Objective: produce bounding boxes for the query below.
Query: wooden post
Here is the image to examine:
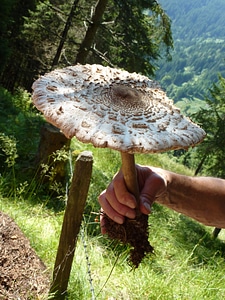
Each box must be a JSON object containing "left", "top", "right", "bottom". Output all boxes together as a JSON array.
[
  {"left": 49, "top": 151, "right": 93, "bottom": 299},
  {"left": 35, "top": 123, "right": 71, "bottom": 183}
]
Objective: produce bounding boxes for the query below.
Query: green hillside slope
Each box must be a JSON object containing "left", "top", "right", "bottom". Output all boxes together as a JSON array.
[{"left": 156, "top": 0, "right": 225, "bottom": 106}]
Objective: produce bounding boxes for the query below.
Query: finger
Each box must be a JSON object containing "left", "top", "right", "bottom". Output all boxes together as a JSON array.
[
  {"left": 99, "top": 184, "right": 136, "bottom": 220},
  {"left": 139, "top": 172, "right": 166, "bottom": 215},
  {"left": 98, "top": 189, "right": 125, "bottom": 224},
  {"left": 113, "top": 172, "right": 137, "bottom": 209}
]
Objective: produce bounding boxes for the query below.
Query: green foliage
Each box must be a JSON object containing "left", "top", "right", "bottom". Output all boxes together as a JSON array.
[
  {"left": 0, "top": 87, "right": 44, "bottom": 159},
  {"left": 0, "top": 133, "right": 18, "bottom": 168},
  {"left": 156, "top": 0, "right": 225, "bottom": 103},
  {"left": 0, "top": 0, "right": 173, "bottom": 91},
  {"left": 22, "top": 0, "right": 77, "bottom": 73},
  {"left": 94, "top": 0, "right": 173, "bottom": 76},
  {"left": 159, "top": 0, "right": 225, "bottom": 40},
  {"left": 0, "top": 87, "right": 45, "bottom": 195},
  {"left": 0, "top": 0, "right": 37, "bottom": 90},
  {"left": 0, "top": 0, "right": 16, "bottom": 72},
  {"left": 189, "top": 75, "right": 225, "bottom": 177}
]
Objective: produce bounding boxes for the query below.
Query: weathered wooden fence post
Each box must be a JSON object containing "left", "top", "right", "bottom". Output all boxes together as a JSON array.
[{"left": 49, "top": 151, "right": 93, "bottom": 299}]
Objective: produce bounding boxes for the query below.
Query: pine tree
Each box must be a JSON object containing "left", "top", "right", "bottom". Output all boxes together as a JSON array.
[
  {"left": 92, "top": 0, "right": 173, "bottom": 75},
  {"left": 0, "top": 0, "right": 36, "bottom": 90},
  {"left": 0, "top": 0, "right": 173, "bottom": 90},
  {"left": 192, "top": 75, "right": 225, "bottom": 177}
]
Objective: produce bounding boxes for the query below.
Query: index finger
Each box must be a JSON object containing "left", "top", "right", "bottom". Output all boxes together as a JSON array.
[{"left": 113, "top": 171, "right": 137, "bottom": 209}]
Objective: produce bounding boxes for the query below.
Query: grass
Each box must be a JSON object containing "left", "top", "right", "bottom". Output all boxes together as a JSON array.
[
  {"left": 1, "top": 200, "right": 225, "bottom": 300},
  {"left": 1, "top": 87, "right": 225, "bottom": 299},
  {"left": 1, "top": 144, "right": 225, "bottom": 299}
]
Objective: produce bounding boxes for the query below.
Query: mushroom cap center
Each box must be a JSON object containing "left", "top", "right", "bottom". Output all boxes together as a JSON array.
[{"left": 104, "top": 84, "right": 147, "bottom": 112}]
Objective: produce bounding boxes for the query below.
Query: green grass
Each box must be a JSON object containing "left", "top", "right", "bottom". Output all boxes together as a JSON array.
[
  {"left": 1, "top": 87, "right": 225, "bottom": 299},
  {"left": 1, "top": 144, "right": 225, "bottom": 299}
]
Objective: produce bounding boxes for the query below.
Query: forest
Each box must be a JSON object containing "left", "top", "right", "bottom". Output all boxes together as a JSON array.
[
  {"left": 0, "top": 0, "right": 172, "bottom": 91},
  {"left": 157, "top": 0, "right": 225, "bottom": 104},
  {"left": 1, "top": 0, "right": 225, "bottom": 299}
]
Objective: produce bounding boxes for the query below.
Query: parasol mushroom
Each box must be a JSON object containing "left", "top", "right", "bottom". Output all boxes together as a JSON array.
[{"left": 32, "top": 63, "right": 206, "bottom": 267}]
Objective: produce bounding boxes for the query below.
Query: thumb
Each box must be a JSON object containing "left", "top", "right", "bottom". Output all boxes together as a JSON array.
[
  {"left": 139, "top": 171, "right": 166, "bottom": 215},
  {"left": 139, "top": 193, "right": 154, "bottom": 215}
]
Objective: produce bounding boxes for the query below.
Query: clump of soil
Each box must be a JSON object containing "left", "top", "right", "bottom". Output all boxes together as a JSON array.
[
  {"left": 103, "top": 212, "right": 153, "bottom": 268},
  {"left": 0, "top": 211, "right": 50, "bottom": 299}
]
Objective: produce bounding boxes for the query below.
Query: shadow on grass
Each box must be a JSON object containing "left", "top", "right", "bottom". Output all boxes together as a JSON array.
[{"left": 170, "top": 214, "right": 225, "bottom": 265}]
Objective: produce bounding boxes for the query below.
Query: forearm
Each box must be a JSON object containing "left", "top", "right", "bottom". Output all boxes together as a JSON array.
[{"left": 156, "top": 170, "right": 225, "bottom": 228}]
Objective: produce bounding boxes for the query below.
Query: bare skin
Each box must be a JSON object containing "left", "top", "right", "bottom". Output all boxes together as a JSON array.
[{"left": 98, "top": 165, "right": 225, "bottom": 233}]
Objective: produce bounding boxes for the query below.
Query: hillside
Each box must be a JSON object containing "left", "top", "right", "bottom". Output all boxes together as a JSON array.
[{"left": 156, "top": 0, "right": 225, "bottom": 108}]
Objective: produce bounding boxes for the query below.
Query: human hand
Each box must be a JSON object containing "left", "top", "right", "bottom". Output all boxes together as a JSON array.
[{"left": 98, "top": 165, "right": 167, "bottom": 233}]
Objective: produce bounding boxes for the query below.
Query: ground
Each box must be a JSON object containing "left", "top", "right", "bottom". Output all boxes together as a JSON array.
[{"left": 0, "top": 211, "right": 50, "bottom": 300}]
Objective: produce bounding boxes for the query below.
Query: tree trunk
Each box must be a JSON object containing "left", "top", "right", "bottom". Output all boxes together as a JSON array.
[
  {"left": 75, "top": 0, "right": 109, "bottom": 64},
  {"left": 52, "top": 0, "right": 80, "bottom": 68},
  {"left": 194, "top": 154, "right": 207, "bottom": 176},
  {"left": 35, "top": 123, "right": 70, "bottom": 183}
]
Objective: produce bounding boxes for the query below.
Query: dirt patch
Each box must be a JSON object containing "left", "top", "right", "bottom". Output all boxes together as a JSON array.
[
  {"left": 103, "top": 212, "right": 153, "bottom": 268},
  {"left": 0, "top": 211, "right": 50, "bottom": 299}
]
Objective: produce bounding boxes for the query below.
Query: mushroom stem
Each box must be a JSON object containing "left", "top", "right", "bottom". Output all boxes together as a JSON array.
[{"left": 120, "top": 152, "right": 140, "bottom": 209}]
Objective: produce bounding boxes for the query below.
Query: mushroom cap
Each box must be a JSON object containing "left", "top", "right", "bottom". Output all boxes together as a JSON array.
[{"left": 32, "top": 64, "right": 205, "bottom": 153}]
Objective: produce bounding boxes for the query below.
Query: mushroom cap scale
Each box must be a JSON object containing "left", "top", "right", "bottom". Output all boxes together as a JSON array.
[{"left": 32, "top": 64, "right": 206, "bottom": 153}]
